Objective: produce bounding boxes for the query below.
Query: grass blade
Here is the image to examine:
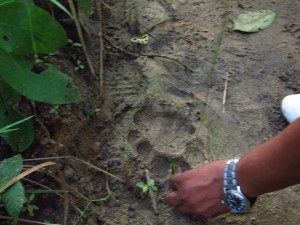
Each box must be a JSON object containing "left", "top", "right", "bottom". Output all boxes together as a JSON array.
[
  {"left": 49, "top": 0, "right": 73, "bottom": 18},
  {"left": 0, "top": 116, "right": 34, "bottom": 134}
]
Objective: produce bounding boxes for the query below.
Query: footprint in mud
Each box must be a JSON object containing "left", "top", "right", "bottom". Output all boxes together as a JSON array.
[
  {"left": 133, "top": 104, "right": 196, "bottom": 155},
  {"left": 128, "top": 104, "right": 209, "bottom": 182}
]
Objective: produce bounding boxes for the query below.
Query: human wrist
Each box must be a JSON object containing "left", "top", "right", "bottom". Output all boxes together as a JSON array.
[{"left": 236, "top": 156, "right": 260, "bottom": 198}]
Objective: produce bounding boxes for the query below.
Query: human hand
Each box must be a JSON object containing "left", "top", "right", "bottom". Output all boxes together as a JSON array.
[{"left": 166, "top": 160, "right": 229, "bottom": 219}]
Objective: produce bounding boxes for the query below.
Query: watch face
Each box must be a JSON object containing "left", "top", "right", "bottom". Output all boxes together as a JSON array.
[{"left": 224, "top": 190, "right": 250, "bottom": 213}]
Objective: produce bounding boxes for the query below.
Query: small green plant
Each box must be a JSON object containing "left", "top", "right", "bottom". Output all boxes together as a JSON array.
[
  {"left": 136, "top": 179, "right": 158, "bottom": 193},
  {"left": 171, "top": 158, "right": 177, "bottom": 174},
  {"left": 22, "top": 193, "right": 39, "bottom": 216},
  {"left": 89, "top": 107, "right": 101, "bottom": 116},
  {"left": 67, "top": 39, "right": 82, "bottom": 48},
  {"left": 49, "top": 105, "right": 60, "bottom": 114},
  {"left": 33, "top": 54, "right": 46, "bottom": 64},
  {"left": 74, "top": 59, "right": 85, "bottom": 71}
]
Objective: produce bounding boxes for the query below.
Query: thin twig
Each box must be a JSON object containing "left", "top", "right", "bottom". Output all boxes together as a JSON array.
[
  {"left": 24, "top": 156, "right": 126, "bottom": 183},
  {"left": 44, "top": 171, "right": 89, "bottom": 201},
  {"left": 0, "top": 216, "right": 60, "bottom": 225},
  {"left": 68, "top": 0, "right": 95, "bottom": 77},
  {"left": 57, "top": 170, "right": 69, "bottom": 225},
  {"left": 23, "top": 178, "right": 65, "bottom": 199},
  {"left": 22, "top": 177, "right": 83, "bottom": 216},
  {"left": 105, "top": 166, "right": 112, "bottom": 195},
  {"left": 222, "top": 72, "right": 229, "bottom": 113},
  {"left": 96, "top": 1, "right": 104, "bottom": 95}
]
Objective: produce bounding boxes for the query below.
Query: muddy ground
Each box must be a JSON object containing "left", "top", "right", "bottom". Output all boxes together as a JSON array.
[{"left": 8, "top": 0, "right": 300, "bottom": 224}]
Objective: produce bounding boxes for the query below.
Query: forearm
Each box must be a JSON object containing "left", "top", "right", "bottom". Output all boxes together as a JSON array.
[{"left": 237, "top": 118, "right": 300, "bottom": 198}]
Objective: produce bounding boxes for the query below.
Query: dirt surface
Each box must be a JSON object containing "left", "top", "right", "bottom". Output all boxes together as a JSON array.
[{"left": 13, "top": 0, "right": 300, "bottom": 224}]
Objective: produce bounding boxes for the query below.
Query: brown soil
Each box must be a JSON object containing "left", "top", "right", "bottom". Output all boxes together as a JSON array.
[{"left": 8, "top": 0, "right": 300, "bottom": 224}]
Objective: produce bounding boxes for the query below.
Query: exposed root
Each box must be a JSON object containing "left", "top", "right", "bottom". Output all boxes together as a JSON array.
[{"left": 103, "top": 36, "right": 193, "bottom": 72}]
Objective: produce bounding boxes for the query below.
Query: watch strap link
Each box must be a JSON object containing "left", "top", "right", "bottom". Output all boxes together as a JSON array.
[{"left": 224, "top": 158, "right": 240, "bottom": 192}]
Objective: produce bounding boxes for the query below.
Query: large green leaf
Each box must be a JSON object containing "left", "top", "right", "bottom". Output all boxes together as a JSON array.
[
  {"left": 0, "top": 155, "right": 23, "bottom": 179},
  {"left": 0, "top": 78, "right": 21, "bottom": 104},
  {"left": 0, "top": 49, "right": 81, "bottom": 104},
  {"left": 2, "top": 181, "right": 25, "bottom": 220},
  {"left": 232, "top": 10, "right": 276, "bottom": 32},
  {"left": 0, "top": 156, "right": 24, "bottom": 220},
  {"left": 0, "top": 0, "right": 67, "bottom": 54},
  {"left": 0, "top": 82, "right": 34, "bottom": 152}
]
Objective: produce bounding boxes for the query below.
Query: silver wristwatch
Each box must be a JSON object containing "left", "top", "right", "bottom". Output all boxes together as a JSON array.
[{"left": 223, "top": 158, "right": 252, "bottom": 213}]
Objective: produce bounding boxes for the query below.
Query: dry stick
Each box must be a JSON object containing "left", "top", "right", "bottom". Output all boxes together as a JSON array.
[
  {"left": 0, "top": 162, "right": 55, "bottom": 194},
  {"left": 145, "top": 169, "right": 158, "bottom": 214},
  {"left": 69, "top": 157, "right": 126, "bottom": 183},
  {"left": 222, "top": 72, "right": 229, "bottom": 113},
  {"left": 96, "top": 1, "right": 104, "bottom": 95},
  {"left": 24, "top": 156, "right": 126, "bottom": 183},
  {"left": 23, "top": 177, "right": 83, "bottom": 215},
  {"left": 58, "top": 170, "right": 69, "bottom": 225},
  {"left": 67, "top": 0, "right": 95, "bottom": 77},
  {"left": 37, "top": 172, "right": 85, "bottom": 215},
  {"left": 105, "top": 166, "right": 114, "bottom": 200},
  {"left": 24, "top": 165, "right": 90, "bottom": 202},
  {"left": 73, "top": 167, "right": 114, "bottom": 225},
  {"left": 45, "top": 171, "right": 89, "bottom": 201},
  {"left": 0, "top": 216, "right": 60, "bottom": 225},
  {"left": 22, "top": 178, "right": 66, "bottom": 199}
]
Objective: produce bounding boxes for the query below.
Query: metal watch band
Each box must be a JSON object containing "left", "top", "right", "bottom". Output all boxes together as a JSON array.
[{"left": 224, "top": 158, "right": 240, "bottom": 192}]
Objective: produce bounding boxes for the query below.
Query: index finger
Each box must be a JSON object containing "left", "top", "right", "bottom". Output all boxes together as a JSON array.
[{"left": 169, "top": 173, "right": 183, "bottom": 190}]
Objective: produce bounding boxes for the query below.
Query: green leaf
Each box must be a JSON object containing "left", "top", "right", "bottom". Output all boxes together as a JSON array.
[
  {"left": 142, "top": 185, "right": 148, "bottom": 193},
  {"left": 0, "top": 1, "right": 16, "bottom": 9},
  {"left": 28, "top": 193, "right": 35, "bottom": 201},
  {"left": 0, "top": 0, "right": 67, "bottom": 54},
  {"left": 0, "top": 79, "right": 21, "bottom": 105},
  {"left": 151, "top": 186, "right": 158, "bottom": 192},
  {"left": 232, "top": 10, "right": 276, "bottom": 32},
  {"left": 136, "top": 182, "right": 145, "bottom": 189},
  {"left": 2, "top": 181, "right": 25, "bottom": 220},
  {"left": 0, "top": 49, "right": 81, "bottom": 104},
  {"left": 0, "top": 95, "right": 34, "bottom": 151},
  {"left": 0, "top": 177, "right": 11, "bottom": 190},
  {"left": 147, "top": 179, "right": 155, "bottom": 187},
  {"left": 0, "top": 155, "right": 23, "bottom": 179},
  {"left": 27, "top": 204, "right": 39, "bottom": 215}
]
